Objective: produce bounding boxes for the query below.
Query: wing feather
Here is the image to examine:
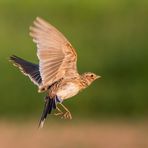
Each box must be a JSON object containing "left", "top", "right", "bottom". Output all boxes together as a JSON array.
[
  {"left": 30, "top": 17, "right": 78, "bottom": 90},
  {"left": 10, "top": 55, "right": 42, "bottom": 86}
]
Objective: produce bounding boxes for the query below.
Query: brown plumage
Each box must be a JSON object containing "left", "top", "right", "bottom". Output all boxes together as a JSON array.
[{"left": 10, "top": 17, "right": 101, "bottom": 128}]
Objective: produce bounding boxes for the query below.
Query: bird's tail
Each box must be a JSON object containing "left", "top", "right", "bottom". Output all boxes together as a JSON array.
[{"left": 38, "top": 96, "right": 56, "bottom": 128}]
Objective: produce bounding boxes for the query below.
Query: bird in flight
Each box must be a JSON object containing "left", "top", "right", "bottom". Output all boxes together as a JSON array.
[{"left": 10, "top": 17, "right": 101, "bottom": 128}]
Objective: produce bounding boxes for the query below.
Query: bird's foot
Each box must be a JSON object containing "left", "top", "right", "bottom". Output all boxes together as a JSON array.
[
  {"left": 54, "top": 112, "right": 63, "bottom": 116},
  {"left": 61, "top": 111, "right": 72, "bottom": 119},
  {"left": 54, "top": 105, "right": 72, "bottom": 119},
  {"left": 54, "top": 111, "right": 72, "bottom": 119}
]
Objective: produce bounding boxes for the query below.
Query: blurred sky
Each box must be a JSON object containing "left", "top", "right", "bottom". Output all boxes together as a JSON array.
[{"left": 0, "top": 0, "right": 148, "bottom": 120}]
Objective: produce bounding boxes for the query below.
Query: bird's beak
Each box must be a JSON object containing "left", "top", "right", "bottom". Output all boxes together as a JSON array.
[{"left": 96, "top": 75, "right": 101, "bottom": 79}]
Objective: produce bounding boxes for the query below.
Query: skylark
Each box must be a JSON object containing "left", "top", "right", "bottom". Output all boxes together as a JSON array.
[{"left": 10, "top": 17, "right": 101, "bottom": 128}]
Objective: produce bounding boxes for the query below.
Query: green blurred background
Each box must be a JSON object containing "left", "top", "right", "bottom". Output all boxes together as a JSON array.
[{"left": 0, "top": 0, "right": 148, "bottom": 120}]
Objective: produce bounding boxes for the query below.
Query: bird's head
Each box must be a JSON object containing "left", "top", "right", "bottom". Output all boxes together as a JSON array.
[{"left": 81, "top": 72, "right": 101, "bottom": 86}]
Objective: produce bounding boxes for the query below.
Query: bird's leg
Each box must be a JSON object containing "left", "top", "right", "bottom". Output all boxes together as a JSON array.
[
  {"left": 54, "top": 103, "right": 72, "bottom": 119},
  {"left": 59, "top": 103, "right": 72, "bottom": 120},
  {"left": 54, "top": 106, "right": 63, "bottom": 116},
  {"left": 53, "top": 96, "right": 72, "bottom": 119}
]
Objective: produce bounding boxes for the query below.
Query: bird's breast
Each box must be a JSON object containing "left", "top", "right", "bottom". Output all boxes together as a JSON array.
[{"left": 56, "top": 82, "right": 80, "bottom": 100}]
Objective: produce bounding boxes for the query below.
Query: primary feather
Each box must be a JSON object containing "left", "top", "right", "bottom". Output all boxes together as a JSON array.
[
  {"left": 10, "top": 55, "right": 42, "bottom": 85},
  {"left": 30, "top": 17, "right": 78, "bottom": 91}
]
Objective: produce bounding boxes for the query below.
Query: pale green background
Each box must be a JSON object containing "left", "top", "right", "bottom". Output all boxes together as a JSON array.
[{"left": 0, "top": 0, "right": 148, "bottom": 119}]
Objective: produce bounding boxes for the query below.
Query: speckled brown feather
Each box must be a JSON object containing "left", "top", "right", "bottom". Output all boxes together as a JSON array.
[
  {"left": 10, "top": 17, "right": 100, "bottom": 128},
  {"left": 30, "top": 17, "right": 78, "bottom": 92}
]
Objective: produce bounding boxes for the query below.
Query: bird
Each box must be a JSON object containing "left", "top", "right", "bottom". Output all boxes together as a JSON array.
[{"left": 9, "top": 17, "right": 101, "bottom": 128}]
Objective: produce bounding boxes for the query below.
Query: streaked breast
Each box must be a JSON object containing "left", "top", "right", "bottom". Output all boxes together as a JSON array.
[{"left": 56, "top": 82, "right": 80, "bottom": 100}]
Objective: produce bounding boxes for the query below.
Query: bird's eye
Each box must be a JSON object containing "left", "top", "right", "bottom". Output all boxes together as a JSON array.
[{"left": 90, "top": 74, "right": 94, "bottom": 77}]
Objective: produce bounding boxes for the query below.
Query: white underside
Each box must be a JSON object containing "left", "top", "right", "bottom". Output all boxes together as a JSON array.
[{"left": 56, "top": 82, "right": 80, "bottom": 100}]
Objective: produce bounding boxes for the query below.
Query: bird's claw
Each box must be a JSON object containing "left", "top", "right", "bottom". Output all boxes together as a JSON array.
[
  {"left": 62, "top": 111, "right": 72, "bottom": 120},
  {"left": 54, "top": 103, "right": 72, "bottom": 119},
  {"left": 54, "top": 111, "right": 72, "bottom": 120},
  {"left": 54, "top": 112, "right": 63, "bottom": 116}
]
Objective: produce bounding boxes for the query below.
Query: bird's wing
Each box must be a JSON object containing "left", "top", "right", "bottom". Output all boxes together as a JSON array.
[
  {"left": 10, "top": 55, "right": 42, "bottom": 86},
  {"left": 30, "top": 17, "right": 78, "bottom": 89}
]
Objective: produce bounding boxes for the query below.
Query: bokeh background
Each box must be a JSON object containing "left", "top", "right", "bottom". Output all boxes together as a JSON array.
[{"left": 0, "top": 0, "right": 148, "bottom": 148}]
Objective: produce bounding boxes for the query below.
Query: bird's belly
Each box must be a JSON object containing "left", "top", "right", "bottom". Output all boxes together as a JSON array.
[{"left": 57, "top": 82, "right": 80, "bottom": 100}]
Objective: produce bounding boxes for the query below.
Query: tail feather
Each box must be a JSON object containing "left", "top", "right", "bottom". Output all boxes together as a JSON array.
[{"left": 38, "top": 96, "right": 56, "bottom": 128}]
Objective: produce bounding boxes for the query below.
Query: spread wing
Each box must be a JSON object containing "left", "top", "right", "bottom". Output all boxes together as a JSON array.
[
  {"left": 30, "top": 17, "right": 78, "bottom": 89},
  {"left": 10, "top": 55, "right": 42, "bottom": 86}
]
